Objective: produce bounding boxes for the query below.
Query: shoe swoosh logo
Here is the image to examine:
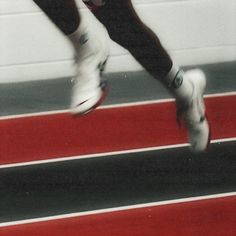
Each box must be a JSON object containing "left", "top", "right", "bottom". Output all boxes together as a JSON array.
[
  {"left": 77, "top": 99, "right": 90, "bottom": 106},
  {"left": 196, "top": 96, "right": 206, "bottom": 123}
]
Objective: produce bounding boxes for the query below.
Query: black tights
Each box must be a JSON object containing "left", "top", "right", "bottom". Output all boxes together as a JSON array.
[
  {"left": 33, "top": 0, "right": 80, "bottom": 34},
  {"left": 33, "top": 0, "right": 173, "bottom": 79},
  {"left": 94, "top": 0, "right": 173, "bottom": 79}
]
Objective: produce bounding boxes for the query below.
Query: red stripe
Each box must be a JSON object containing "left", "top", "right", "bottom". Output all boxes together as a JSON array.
[
  {"left": 1, "top": 95, "right": 236, "bottom": 165},
  {"left": 1, "top": 196, "right": 236, "bottom": 236}
]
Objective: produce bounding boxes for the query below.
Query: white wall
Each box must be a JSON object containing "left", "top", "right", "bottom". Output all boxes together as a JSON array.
[{"left": 0, "top": 0, "right": 236, "bottom": 83}]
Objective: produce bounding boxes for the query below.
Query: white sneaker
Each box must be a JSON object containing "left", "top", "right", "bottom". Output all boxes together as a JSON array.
[
  {"left": 176, "top": 69, "right": 211, "bottom": 152},
  {"left": 70, "top": 13, "right": 110, "bottom": 115}
]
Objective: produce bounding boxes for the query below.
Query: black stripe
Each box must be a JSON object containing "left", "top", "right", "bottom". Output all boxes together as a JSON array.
[{"left": 1, "top": 141, "right": 235, "bottom": 223}]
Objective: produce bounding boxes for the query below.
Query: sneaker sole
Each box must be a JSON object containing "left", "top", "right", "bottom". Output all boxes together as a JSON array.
[
  {"left": 179, "top": 70, "right": 211, "bottom": 152},
  {"left": 72, "top": 81, "right": 109, "bottom": 117},
  {"left": 192, "top": 71, "right": 211, "bottom": 152}
]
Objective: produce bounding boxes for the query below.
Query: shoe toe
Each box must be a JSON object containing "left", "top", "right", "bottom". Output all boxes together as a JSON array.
[
  {"left": 71, "top": 82, "right": 108, "bottom": 116},
  {"left": 189, "top": 118, "right": 210, "bottom": 152}
]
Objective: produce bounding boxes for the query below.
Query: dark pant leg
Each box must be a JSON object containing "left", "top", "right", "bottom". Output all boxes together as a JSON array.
[
  {"left": 93, "top": 0, "right": 173, "bottom": 80},
  {"left": 32, "top": 0, "right": 80, "bottom": 35}
]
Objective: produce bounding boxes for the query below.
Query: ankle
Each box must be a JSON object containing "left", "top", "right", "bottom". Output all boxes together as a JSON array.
[{"left": 163, "top": 65, "right": 194, "bottom": 102}]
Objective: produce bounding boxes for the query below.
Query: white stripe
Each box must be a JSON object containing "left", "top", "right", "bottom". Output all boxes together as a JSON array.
[
  {"left": 103, "top": 91, "right": 236, "bottom": 109},
  {"left": 0, "top": 191, "right": 235, "bottom": 228},
  {"left": 0, "top": 137, "right": 235, "bottom": 169},
  {"left": 0, "top": 109, "right": 69, "bottom": 121},
  {"left": 0, "top": 143, "right": 189, "bottom": 169},
  {"left": 0, "top": 91, "right": 235, "bottom": 121},
  {"left": 204, "top": 91, "right": 236, "bottom": 98}
]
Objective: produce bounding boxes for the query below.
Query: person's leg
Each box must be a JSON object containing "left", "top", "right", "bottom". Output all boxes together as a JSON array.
[
  {"left": 33, "top": 0, "right": 80, "bottom": 35},
  {"left": 92, "top": 0, "right": 172, "bottom": 80},
  {"left": 33, "top": 0, "right": 110, "bottom": 114},
  {"left": 92, "top": 1, "right": 192, "bottom": 101},
  {"left": 90, "top": 0, "right": 210, "bottom": 152}
]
